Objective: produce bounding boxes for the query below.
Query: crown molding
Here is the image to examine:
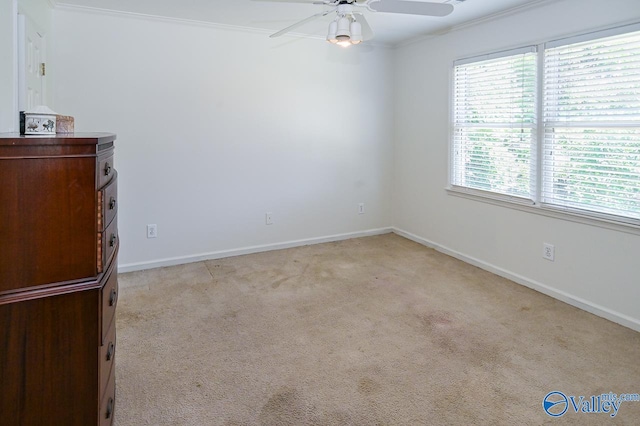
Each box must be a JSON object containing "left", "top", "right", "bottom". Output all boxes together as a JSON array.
[
  {"left": 396, "top": 0, "right": 557, "bottom": 48},
  {"left": 53, "top": 3, "right": 391, "bottom": 48},
  {"left": 54, "top": 3, "right": 281, "bottom": 37}
]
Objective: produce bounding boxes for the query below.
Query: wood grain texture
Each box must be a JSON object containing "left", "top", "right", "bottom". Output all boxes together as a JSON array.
[
  {"left": 0, "top": 290, "right": 99, "bottom": 425},
  {"left": 0, "top": 133, "right": 118, "bottom": 425},
  {"left": 0, "top": 156, "right": 97, "bottom": 292},
  {"left": 0, "top": 134, "right": 116, "bottom": 294}
]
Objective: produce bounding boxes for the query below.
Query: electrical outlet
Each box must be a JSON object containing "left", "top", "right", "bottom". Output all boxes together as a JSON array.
[
  {"left": 358, "top": 203, "right": 365, "bottom": 215},
  {"left": 147, "top": 224, "right": 158, "bottom": 239},
  {"left": 543, "top": 243, "right": 555, "bottom": 261},
  {"left": 265, "top": 212, "right": 273, "bottom": 225}
]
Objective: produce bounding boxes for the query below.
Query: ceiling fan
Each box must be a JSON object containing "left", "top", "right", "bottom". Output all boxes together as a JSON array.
[{"left": 255, "top": 0, "right": 455, "bottom": 47}]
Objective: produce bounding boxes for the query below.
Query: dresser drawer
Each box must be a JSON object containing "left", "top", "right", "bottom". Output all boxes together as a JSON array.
[
  {"left": 99, "top": 175, "right": 118, "bottom": 232},
  {"left": 100, "top": 319, "right": 116, "bottom": 397},
  {"left": 99, "top": 369, "right": 116, "bottom": 426},
  {"left": 98, "top": 218, "right": 118, "bottom": 274},
  {"left": 0, "top": 133, "right": 117, "bottom": 426},
  {"left": 101, "top": 270, "right": 118, "bottom": 345},
  {"left": 98, "top": 153, "right": 115, "bottom": 189}
]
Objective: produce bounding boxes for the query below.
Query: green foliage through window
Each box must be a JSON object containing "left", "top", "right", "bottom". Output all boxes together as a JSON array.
[{"left": 452, "top": 25, "right": 640, "bottom": 224}]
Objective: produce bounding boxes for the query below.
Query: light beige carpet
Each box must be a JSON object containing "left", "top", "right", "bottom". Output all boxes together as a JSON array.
[{"left": 115, "top": 234, "right": 640, "bottom": 425}]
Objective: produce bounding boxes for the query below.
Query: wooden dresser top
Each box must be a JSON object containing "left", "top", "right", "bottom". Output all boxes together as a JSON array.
[{"left": 0, "top": 132, "right": 116, "bottom": 145}]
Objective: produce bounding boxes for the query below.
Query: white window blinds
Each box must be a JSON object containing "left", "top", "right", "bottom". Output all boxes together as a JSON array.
[
  {"left": 452, "top": 48, "right": 537, "bottom": 200},
  {"left": 543, "top": 29, "right": 640, "bottom": 222}
]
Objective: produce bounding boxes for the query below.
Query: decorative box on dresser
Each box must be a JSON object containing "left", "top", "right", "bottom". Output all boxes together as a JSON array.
[{"left": 0, "top": 133, "right": 119, "bottom": 426}]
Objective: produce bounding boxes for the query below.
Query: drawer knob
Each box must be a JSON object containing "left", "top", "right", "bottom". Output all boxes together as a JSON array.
[
  {"left": 104, "top": 162, "right": 112, "bottom": 176},
  {"left": 106, "top": 342, "right": 115, "bottom": 361},
  {"left": 109, "top": 234, "right": 117, "bottom": 247},
  {"left": 109, "top": 288, "right": 117, "bottom": 307},
  {"left": 105, "top": 397, "right": 114, "bottom": 419},
  {"left": 109, "top": 197, "right": 116, "bottom": 210}
]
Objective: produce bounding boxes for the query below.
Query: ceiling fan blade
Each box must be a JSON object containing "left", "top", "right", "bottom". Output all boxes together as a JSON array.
[
  {"left": 354, "top": 13, "right": 374, "bottom": 41},
  {"left": 370, "top": 0, "right": 454, "bottom": 17},
  {"left": 269, "top": 9, "right": 335, "bottom": 38}
]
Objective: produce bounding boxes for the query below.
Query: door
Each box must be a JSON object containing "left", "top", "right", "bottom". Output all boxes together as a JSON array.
[{"left": 18, "top": 14, "right": 46, "bottom": 111}]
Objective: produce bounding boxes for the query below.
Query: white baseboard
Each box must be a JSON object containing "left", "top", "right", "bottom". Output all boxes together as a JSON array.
[
  {"left": 118, "top": 227, "right": 393, "bottom": 273},
  {"left": 118, "top": 225, "right": 639, "bottom": 332},
  {"left": 393, "top": 227, "right": 640, "bottom": 333}
]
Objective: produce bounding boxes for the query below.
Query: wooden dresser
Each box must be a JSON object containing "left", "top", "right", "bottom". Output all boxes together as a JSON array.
[{"left": 0, "top": 133, "right": 119, "bottom": 426}]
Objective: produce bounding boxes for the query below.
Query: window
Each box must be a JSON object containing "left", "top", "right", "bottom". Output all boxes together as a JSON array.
[
  {"left": 451, "top": 24, "right": 640, "bottom": 227},
  {"left": 452, "top": 47, "right": 537, "bottom": 201},
  {"left": 543, "top": 29, "right": 640, "bottom": 222}
]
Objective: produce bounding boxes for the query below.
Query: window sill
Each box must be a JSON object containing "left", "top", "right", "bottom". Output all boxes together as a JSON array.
[{"left": 446, "top": 187, "right": 640, "bottom": 236}]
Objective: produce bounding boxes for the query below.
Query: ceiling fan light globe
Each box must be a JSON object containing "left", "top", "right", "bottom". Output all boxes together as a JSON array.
[
  {"left": 336, "top": 16, "right": 351, "bottom": 37},
  {"left": 327, "top": 20, "right": 339, "bottom": 43},
  {"left": 337, "top": 40, "right": 352, "bottom": 48},
  {"left": 350, "top": 21, "right": 362, "bottom": 38}
]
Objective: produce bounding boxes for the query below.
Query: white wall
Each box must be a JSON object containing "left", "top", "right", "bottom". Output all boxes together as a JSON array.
[
  {"left": 393, "top": 0, "right": 640, "bottom": 330},
  {"left": 0, "top": 0, "right": 17, "bottom": 132},
  {"left": 52, "top": 7, "right": 394, "bottom": 270},
  {"left": 18, "top": 0, "right": 52, "bottom": 32}
]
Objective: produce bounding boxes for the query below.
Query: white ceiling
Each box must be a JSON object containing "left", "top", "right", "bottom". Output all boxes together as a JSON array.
[{"left": 54, "top": 0, "right": 546, "bottom": 46}]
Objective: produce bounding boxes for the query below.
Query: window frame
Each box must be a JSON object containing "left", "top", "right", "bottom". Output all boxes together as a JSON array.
[
  {"left": 447, "top": 22, "right": 640, "bottom": 235},
  {"left": 451, "top": 46, "right": 538, "bottom": 203}
]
